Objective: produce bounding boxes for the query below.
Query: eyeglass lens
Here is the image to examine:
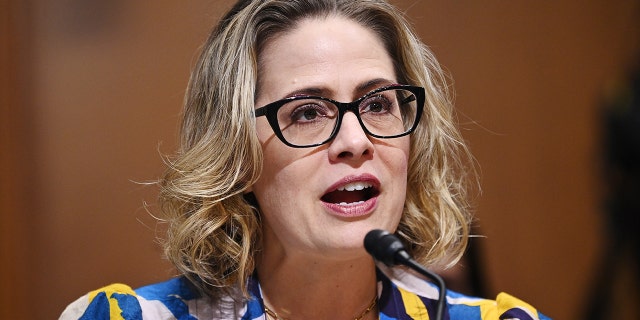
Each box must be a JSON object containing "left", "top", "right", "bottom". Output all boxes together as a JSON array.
[{"left": 275, "top": 88, "right": 418, "bottom": 147}]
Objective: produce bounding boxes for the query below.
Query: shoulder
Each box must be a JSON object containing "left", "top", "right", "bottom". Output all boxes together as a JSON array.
[
  {"left": 60, "top": 283, "right": 143, "bottom": 319},
  {"left": 59, "top": 278, "right": 202, "bottom": 320},
  {"left": 376, "top": 264, "right": 551, "bottom": 320},
  {"left": 446, "top": 290, "right": 551, "bottom": 320}
]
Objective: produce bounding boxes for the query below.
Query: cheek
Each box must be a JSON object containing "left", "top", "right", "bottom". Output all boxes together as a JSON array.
[
  {"left": 386, "top": 137, "right": 411, "bottom": 173},
  {"left": 384, "top": 138, "right": 411, "bottom": 199},
  {"left": 255, "top": 118, "right": 289, "bottom": 184},
  {"left": 252, "top": 153, "right": 314, "bottom": 235},
  {"left": 252, "top": 119, "right": 308, "bottom": 212},
  {"left": 253, "top": 169, "right": 295, "bottom": 214},
  {"left": 255, "top": 117, "right": 274, "bottom": 144}
]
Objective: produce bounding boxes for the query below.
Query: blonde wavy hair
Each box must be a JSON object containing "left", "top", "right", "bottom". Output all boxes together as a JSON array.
[{"left": 159, "top": 0, "right": 475, "bottom": 299}]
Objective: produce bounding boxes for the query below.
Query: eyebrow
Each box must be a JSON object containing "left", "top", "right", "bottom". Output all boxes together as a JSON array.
[
  {"left": 282, "top": 87, "right": 326, "bottom": 98},
  {"left": 281, "top": 78, "right": 397, "bottom": 100},
  {"left": 355, "top": 78, "right": 397, "bottom": 93}
]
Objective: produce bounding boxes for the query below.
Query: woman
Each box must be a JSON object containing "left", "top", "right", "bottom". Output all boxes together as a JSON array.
[{"left": 61, "top": 0, "right": 550, "bottom": 319}]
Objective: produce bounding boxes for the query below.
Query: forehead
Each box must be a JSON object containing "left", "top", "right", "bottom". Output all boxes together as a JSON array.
[{"left": 256, "top": 16, "right": 395, "bottom": 100}]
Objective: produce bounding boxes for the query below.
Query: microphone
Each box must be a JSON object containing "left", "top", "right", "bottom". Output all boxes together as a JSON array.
[{"left": 364, "top": 229, "right": 446, "bottom": 320}]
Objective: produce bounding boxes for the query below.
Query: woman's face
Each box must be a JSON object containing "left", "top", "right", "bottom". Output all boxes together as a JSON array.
[{"left": 252, "top": 16, "right": 410, "bottom": 260}]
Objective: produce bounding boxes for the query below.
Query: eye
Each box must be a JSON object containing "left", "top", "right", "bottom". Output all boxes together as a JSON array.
[
  {"left": 361, "top": 95, "right": 392, "bottom": 114},
  {"left": 289, "top": 102, "right": 333, "bottom": 123},
  {"left": 293, "top": 106, "right": 320, "bottom": 121}
]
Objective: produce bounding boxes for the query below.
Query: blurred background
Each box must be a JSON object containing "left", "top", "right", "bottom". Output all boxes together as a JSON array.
[{"left": 2, "top": 0, "right": 639, "bottom": 319}]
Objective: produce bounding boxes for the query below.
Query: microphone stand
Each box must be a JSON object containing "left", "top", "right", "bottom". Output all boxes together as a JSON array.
[
  {"left": 364, "top": 229, "right": 446, "bottom": 320},
  {"left": 395, "top": 255, "right": 446, "bottom": 320}
]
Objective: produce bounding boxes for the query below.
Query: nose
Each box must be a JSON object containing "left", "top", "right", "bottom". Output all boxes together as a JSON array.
[{"left": 328, "top": 112, "right": 374, "bottom": 162}]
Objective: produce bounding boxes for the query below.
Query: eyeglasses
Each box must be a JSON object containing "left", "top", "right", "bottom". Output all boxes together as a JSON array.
[{"left": 254, "top": 85, "right": 425, "bottom": 148}]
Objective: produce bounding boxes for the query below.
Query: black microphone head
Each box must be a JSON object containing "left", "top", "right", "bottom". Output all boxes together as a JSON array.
[
  {"left": 365, "top": 230, "right": 447, "bottom": 320},
  {"left": 364, "top": 229, "right": 409, "bottom": 266}
]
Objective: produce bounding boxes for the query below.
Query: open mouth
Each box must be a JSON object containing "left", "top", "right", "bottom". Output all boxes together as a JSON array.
[{"left": 321, "top": 181, "right": 380, "bottom": 205}]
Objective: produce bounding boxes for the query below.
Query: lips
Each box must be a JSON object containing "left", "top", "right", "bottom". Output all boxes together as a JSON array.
[
  {"left": 321, "top": 181, "right": 379, "bottom": 205},
  {"left": 320, "top": 173, "right": 381, "bottom": 211}
]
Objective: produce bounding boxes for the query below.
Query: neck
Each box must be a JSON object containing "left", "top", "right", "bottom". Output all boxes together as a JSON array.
[{"left": 256, "top": 246, "right": 378, "bottom": 319}]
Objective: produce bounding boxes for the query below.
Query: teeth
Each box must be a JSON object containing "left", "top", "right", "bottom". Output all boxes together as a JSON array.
[
  {"left": 337, "top": 182, "right": 373, "bottom": 192},
  {"left": 338, "top": 201, "right": 365, "bottom": 206}
]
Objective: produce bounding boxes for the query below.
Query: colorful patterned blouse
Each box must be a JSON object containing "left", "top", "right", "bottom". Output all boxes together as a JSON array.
[{"left": 60, "top": 265, "right": 550, "bottom": 319}]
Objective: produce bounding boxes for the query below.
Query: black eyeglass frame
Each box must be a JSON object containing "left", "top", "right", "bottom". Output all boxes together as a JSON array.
[{"left": 254, "top": 84, "right": 425, "bottom": 148}]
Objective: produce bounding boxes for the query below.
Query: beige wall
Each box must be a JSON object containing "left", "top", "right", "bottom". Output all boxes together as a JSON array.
[{"left": 2, "top": 1, "right": 639, "bottom": 319}]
